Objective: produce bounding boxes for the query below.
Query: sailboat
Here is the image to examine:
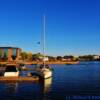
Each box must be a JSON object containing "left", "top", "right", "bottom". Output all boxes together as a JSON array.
[{"left": 34, "top": 15, "right": 52, "bottom": 79}]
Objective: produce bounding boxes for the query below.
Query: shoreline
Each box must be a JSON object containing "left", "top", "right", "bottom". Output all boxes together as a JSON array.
[
  {"left": 25, "top": 61, "right": 79, "bottom": 65},
  {"left": 0, "top": 61, "right": 79, "bottom": 65}
]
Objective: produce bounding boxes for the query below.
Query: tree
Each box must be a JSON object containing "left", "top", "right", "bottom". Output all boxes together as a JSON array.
[
  {"left": 21, "top": 52, "right": 28, "bottom": 60},
  {"left": 27, "top": 52, "right": 33, "bottom": 61},
  {"left": 3, "top": 52, "right": 8, "bottom": 61},
  {"left": 64, "top": 55, "right": 74, "bottom": 59},
  {"left": 0, "top": 51, "right": 2, "bottom": 60},
  {"left": 63, "top": 55, "right": 76, "bottom": 61},
  {"left": 47, "top": 56, "right": 56, "bottom": 61},
  {"left": 56, "top": 56, "right": 63, "bottom": 61},
  {"left": 32, "top": 53, "right": 43, "bottom": 61},
  {"left": 79, "top": 55, "right": 94, "bottom": 61}
]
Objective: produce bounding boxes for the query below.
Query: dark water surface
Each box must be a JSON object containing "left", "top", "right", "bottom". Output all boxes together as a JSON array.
[{"left": 1, "top": 62, "right": 100, "bottom": 100}]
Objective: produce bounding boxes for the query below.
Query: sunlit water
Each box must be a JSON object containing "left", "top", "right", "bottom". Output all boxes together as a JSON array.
[{"left": 1, "top": 61, "right": 100, "bottom": 100}]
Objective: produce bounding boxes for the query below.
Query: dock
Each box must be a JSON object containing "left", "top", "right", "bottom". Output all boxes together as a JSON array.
[{"left": 0, "top": 76, "right": 39, "bottom": 82}]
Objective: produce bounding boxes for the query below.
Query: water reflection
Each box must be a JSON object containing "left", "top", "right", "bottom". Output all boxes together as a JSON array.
[
  {"left": 2, "top": 78, "right": 52, "bottom": 100},
  {"left": 4, "top": 82, "right": 18, "bottom": 94},
  {"left": 2, "top": 63, "right": 100, "bottom": 100},
  {"left": 39, "top": 78, "right": 52, "bottom": 93},
  {"left": 42, "top": 78, "right": 52, "bottom": 94},
  {"left": 39, "top": 78, "right": 52, "bottom": 100}
]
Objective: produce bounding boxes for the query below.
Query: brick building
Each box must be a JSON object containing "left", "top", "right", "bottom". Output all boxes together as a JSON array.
[{"left": 0, "top": 47, "right": 21, "bottom": 61}]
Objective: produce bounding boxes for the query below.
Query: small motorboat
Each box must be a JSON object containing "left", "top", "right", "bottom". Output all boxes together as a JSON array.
[{"left": 4, "top": 64, "right": 19, "bottom": 77}]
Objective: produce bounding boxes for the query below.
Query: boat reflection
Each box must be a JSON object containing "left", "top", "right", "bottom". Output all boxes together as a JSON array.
[
  {"left": 4, "top": 82, "right": 18, "bottom": 94},
  {"left": 40, "top": 77, "right": 52, "bottom": 94},
  {"left": 43, "top": 78, "right": 52, "bottom": 94}
]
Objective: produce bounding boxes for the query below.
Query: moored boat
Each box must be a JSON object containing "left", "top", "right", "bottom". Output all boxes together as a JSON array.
[
  {"left": 34, "top": 64, "right": 52, "bottom": 79},
  {"left": 34, "top": 15, "right": 52, "bottom": 79},
  {"left": 4, "top": 64, "right": 19, "bottom": 77}
]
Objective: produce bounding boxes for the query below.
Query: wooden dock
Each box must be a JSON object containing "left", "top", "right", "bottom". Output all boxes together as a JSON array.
[{"left": 0, "top": 76, "right": 39, "bottom": 82}]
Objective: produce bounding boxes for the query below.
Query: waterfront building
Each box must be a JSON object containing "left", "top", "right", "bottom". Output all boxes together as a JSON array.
[
  {"left": 0, "top": 47, "right": 21, "bottom": 61},
  {"left": 93, "top": 55, "right": 100, "bottom": 60}
]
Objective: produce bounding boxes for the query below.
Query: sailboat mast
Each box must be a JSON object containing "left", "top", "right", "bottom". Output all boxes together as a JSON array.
[{"left": 43, "top": 14, "right": 45, "bottom": 68}]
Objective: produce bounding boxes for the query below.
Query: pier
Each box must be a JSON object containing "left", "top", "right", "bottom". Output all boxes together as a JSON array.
[{"left": 0, "top": 76, "right": 39, "bottom": 82}]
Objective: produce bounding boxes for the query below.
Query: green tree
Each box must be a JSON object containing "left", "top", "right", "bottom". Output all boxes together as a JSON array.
[
  {"left": 47, "top": 56, "right": 56, "bottom": 61},
  {"left": 56, "top": 56, "right": 63, "bottom": 61},
  {"left": 0, "top": 51, "right": 2, "bottom": 60},
  {"left": 63, "top": 55, "right": 76, "bottom": 61},
  {"left": 3, "top": 52, "right": 8, "bottom": 61},
  {"left": 32, "top": 53, "right": 43, "bottom": 61},
  {"left": 63, "top": 55, "right": 74, "bottom": 59},
  {"left": 79, "top": 55, "right": 94, "bottom": 61},
  {"left": 21, "top": 52, "right": 28, "bottom": 60},
  {"left": 27, "top": 52, "right": 33, "bottom": 61}
]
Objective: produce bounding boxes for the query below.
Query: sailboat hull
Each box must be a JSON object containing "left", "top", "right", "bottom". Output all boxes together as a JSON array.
[
  {"left": 35, "top": 68, "right": 52, "bottom": 79},
  {"left": 42, "top": 70, "right": 52, "bottom": 79}
]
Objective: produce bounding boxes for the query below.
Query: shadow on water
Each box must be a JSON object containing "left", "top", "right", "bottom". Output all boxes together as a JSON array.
[
  {"left": 4, "top": 82, "right": 18, "bottom": 94},
  {"left": 0, "top": 82, "right": 19, "bottom": 100},
  {"left": 0, "top": 78, "right": 52, "bottom": 100}
]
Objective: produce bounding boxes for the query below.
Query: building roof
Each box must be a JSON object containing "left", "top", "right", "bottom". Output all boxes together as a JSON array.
[{"left": 0, "top": 47, "right": 21, "bottom": 50}]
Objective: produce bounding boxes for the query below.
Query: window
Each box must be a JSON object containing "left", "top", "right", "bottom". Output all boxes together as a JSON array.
[
  {"left": 12, "top": 49, "right": 16, "bottom": 56},
  {"left": 3, "top": 49, "right": 8, "bottom": 56},
  {"left": 5, "top": 65, "right": 17, "bottom": 72}
]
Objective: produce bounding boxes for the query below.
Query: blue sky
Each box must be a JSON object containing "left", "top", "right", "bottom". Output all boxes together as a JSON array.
[{"left": 0, "top": 0, "right": 100, "bottom": 56}]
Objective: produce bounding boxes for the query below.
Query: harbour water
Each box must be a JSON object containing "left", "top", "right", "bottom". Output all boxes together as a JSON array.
[{"left": 1, "top": 61, "right": 100, "bottom": 100}]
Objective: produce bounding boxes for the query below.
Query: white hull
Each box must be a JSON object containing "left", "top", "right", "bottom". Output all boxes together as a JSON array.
[
  {"left": 42, "top": 70, "right": 52, "bottom": 79},
  {"left": 4, "top": 72, "right": 19, "bottom": 77},
  {"left": 4, "top": 65, "right": 19, "bottom": 77},
  {"left": 36, "top": 68, "right": 52, "bottom": 79}
]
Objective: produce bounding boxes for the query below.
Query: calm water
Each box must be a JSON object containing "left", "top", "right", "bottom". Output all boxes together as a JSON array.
[{"left": 1, "top": 62, "right": 100, "bottom": 100}]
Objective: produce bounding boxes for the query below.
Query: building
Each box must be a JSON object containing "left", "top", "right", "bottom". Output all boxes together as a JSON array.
[
  {"left": 93, "top": 55, "right": 100, "bottom": 60},
  {"left": 0, "top": 47, "right": 21, "bottom": 61},
  {"left": 38, "top": 56, "right": 49, "bottom": 61}
]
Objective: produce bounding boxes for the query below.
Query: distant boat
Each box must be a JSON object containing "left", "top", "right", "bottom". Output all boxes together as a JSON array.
[
  {"left": 34, "top": 15, "right": 52, "bottom": 79},
  {"left": 4, "top": 64, "right": 19, "bottom": 77}
]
